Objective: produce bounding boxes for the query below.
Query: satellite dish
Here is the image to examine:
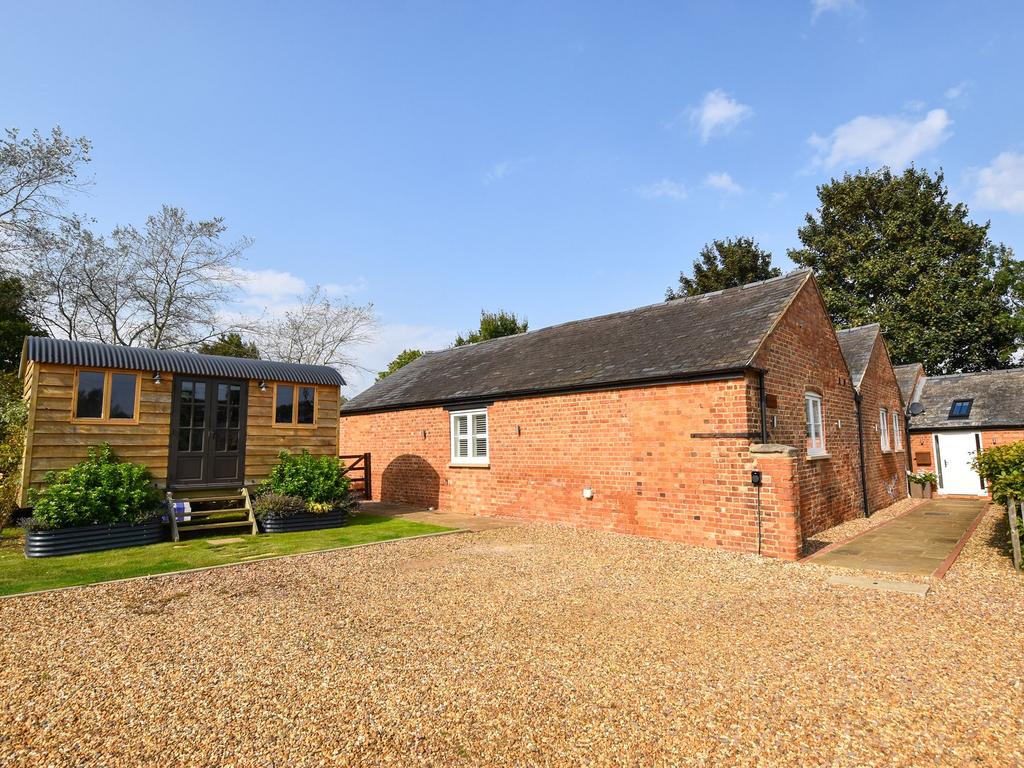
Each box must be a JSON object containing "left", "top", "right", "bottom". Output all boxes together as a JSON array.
[{"left": 909, "top": 402, "right": 925, "bottom": 416}]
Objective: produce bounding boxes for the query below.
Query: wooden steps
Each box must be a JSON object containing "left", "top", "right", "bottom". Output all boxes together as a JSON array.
[{"left": 165, "top": 487, "right": 257, "bottom": 541}]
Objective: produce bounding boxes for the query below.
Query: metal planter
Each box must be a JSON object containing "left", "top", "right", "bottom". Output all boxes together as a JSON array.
[
  {"left": 259, "top": 509, "right": 348, "bottom": 534},
  {"left": 24, "top": 519, "right": 165, "bottom": 558}
]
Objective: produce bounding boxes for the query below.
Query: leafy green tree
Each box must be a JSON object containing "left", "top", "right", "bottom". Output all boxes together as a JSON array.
[
  {"left": 0, "top": 273, "right": 44, "bottom": 372},
  {"left": 666, "top": 237, "right": 781, "bottom": 299},
  {"left": 789, "top": 167, "right": 1024, "bottom": 374},
  {"left": 377, "top": 348, "right": 423, "bottom": 380},
  {"left": 455, "top": 310, "right": 528, "bottom": 346},
  {"left": 198, "top": 332, "right": 260, "bottom": 359}
]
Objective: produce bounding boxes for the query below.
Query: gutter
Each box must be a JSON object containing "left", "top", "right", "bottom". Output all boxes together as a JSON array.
[
  {"left": 853, "top": 390, "right": 870, "bottom": 518},
  {"left": 756, "top": 368, "right": 768, "bottom": 444}
]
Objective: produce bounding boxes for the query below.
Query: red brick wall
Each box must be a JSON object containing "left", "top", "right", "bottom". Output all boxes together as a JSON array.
[
  {"left": 856, "top": 337, "right": 909, "bottom": 512},
  {"left": 751, "top": 279, "right": 865, "bottom": 536},
  {"left": 341, "top": 377, "right": 803, "bottom": 559}
]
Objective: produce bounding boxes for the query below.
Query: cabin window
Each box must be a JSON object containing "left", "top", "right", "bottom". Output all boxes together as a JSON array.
[
  {"left": 273, "top": 384, "right": 316, "bottom": 426},
  {"left": 892, "top": 410, "right": 903, "bottom": 450},
  {"left": 804, "top": 393, "right": 825, "bottom": 456},
  {"left": 879, "top": 408, "right": 891, "bottom": 451},
  {"left": 73, "top": 370, "right": 139, "bottom": 422},
  {"left": 450, "top": 408, "right": 488, "bottom": 465}
]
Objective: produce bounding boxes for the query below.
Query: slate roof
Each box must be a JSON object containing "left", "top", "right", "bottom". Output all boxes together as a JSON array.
[
  {"left": 343, "top": 269, "right": 811, "bottom": 413},
  {"left": 20, "top": 337, "right": 345, "bottom": 387},
  {"left": 909, "top": 368, "right": 1024, "bottom": 430},
  {"left": 893, "top": 363, "right": 925, "bottom": 405},
  {"left": 835, "top": 323, "right": 880, "bottom": 390}
]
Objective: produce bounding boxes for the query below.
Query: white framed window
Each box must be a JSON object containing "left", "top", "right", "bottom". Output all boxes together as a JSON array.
[
  {"left": 892, "top": 410, "right": 902, "bottom": 450},
  {"left": 450, "top": 408, "right": 489, "bottom": 465},
  {"left": 805, "top": 393, "right": 826, "bottom": 456},
  {"left": 879, "top": 407, "right": 891, "bottom": 451}
]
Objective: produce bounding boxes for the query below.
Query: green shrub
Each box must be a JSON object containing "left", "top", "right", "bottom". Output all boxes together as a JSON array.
[
  {"left": 908, "top": 470, "right": 937, "bottom": 486},
  {"left": 252, "top": 492, "right": 307, "bottom": 521},
  {"left": 972, "top": 441, "right": 1024, "bottom": 505},
  {"left": 0, "top": 372, "right": 27, "bottom": 529},
  {"left": 27, "top": 443, "right": 161, "bottom": 529},
  {"left": 259, "top": 450, "right": 352, "bottom": 506}
]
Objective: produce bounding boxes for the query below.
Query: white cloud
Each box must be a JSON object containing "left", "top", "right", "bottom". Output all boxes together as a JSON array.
[
  {"left": 704, "top": 172, "right": 743, "bottom": 194},
  {"left": 342, "top": 322, "right": 457, "bottom": 396},
  {"left": 945, "top": 81, "right": 970, "bottom": 101},
  {"left": 811, "top": 0, "right": 861, "bottom": 21},
  {"left": 972, "top": 151, "right": 1024, "bottom": 214},
  {"left": 688, "top": 90, "right": 752, "bottom": 143},
  {"left": 808, "top": 108, "right": 952, "bottom": 169},
  {"left": 235, "top": 268, "right": 309, "bottom": 309},
  {"left": 483, "top": 156, "right": 534, "bottom": 185},
  {"left": 633, "top": 179, "right": 688, "bottom": 200}
]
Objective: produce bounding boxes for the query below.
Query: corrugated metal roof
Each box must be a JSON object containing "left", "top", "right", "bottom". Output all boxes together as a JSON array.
[
  {"left": 343, "top": 270, "right": 811, "bottom": 413},
  {"left": 20, "top": 337, "right": 345, "bottom": 387}
]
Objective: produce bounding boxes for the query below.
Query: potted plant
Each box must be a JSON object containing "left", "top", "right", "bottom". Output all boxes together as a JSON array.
[
  {"left": 908, "top": 470, "right": 937, "bottom": 499},
  {"left": 23, "top": 443, "right": 164, "bottom": 557},
  {"left": 254, "top": 450, "right": 355, "bottom": 533}
]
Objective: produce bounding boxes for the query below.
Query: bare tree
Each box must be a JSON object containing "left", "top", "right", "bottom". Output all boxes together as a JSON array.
[
  {"left": 21, "top": 205, "right": 251, "bottom": 349},
  {"left": 256, "top": 285, "right": 376, "bottom": 369},
  {"left": 0, "top": 127, "right": 91, "bottom": 258}
]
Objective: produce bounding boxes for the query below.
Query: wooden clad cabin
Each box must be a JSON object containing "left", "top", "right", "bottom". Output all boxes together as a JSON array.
[{"left": 18, "top": 337, "right": 345, "bottom": 506}]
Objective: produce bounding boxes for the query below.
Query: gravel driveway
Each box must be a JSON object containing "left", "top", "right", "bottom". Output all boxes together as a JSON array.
[{"left": 2, "top": 508, "right": 1021, "bottom": 767}]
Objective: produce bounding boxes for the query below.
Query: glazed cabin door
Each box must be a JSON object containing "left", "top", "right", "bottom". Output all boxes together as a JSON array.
[{"left": 169, "top": 378, "right": 247, "bottom": 487}]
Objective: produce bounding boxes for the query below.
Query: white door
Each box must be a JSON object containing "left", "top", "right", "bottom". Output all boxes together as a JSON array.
[{"left": 935, "top": 431, "right": 986, "bottom": 496}]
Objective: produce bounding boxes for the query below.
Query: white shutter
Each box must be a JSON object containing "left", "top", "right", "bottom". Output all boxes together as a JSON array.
[
  {"left": 455, "top": 414, "right": 469, "bottom": 458},
  {"left": 472, "top": 412, "right": 488, "bottom": 457}
]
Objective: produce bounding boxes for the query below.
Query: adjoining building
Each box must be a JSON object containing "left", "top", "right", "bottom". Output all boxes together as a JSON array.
[{"left": 341, "top": 270, "right": 908, "bottom": 559}]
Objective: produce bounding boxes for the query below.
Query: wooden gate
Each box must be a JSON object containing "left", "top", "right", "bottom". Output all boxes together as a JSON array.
[{"left": 341, "top": 453, "right": 372, "bottom": 500}]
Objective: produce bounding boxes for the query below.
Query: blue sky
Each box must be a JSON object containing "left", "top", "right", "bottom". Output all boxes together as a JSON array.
[{"left": 6, "top": 1, "right": 1024, "bottom": 393}]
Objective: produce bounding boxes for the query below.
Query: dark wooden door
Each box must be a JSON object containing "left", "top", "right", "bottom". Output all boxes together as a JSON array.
[{"left": 169, "top": 377, "right": 247, "bottom": 488}]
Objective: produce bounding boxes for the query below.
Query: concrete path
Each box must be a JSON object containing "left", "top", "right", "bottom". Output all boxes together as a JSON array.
[
  {"left": 359, "top": 501, "right": 523, "bottom": 532},
  {"left": 809, "top": 498, "right": 988, "bottom": 577}
]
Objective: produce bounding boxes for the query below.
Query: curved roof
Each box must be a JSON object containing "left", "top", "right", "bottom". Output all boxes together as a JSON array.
[
  {"left": 20, "top": 337, "right": 345, "bottom": 387},
  {"left": 344, "top": 270, "right": 811, "bottom": 413}
]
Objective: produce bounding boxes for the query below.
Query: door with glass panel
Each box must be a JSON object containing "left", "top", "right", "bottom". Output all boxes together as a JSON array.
[{"left": 169, "top": 378, "right": 247, "bottom": 487}]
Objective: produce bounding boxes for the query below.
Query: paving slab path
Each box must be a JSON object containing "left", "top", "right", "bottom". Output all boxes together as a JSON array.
[{"left": 809, "top": 498, "right": 988, "bottom": 577}]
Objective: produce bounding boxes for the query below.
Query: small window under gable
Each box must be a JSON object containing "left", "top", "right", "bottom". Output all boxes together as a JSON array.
[{"left": 949, "top": 399, "right": 973, "bottom": 419}]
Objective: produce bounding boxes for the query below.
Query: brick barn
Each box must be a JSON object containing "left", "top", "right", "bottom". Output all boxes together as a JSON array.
[
  {"left": 341, "top": 270, "right": 908, "bottom": 560},
  {"left": 836, "top": 324, "right": 909, "bottom": 513},
  {"left": 906, "top": 368, "right": 1024, "bottom": 496}
]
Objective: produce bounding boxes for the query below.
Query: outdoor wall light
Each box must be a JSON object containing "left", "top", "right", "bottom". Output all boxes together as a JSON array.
[
  {"left": 152, "top": 371, "right": 162, "bottom": 385},
  {"left": 582, "top": 486, "right": 594, "bottom": 500},
  {"left": 258, "top": 380, "right": 268, "bottom": 392},
  {"left": 422, "top": 429, "right": 427, "bottom": 439},
  {"left": 515, "top": 425, "right": 521, "bottom": 436}
]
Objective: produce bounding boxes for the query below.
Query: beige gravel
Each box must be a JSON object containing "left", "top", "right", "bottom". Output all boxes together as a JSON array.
[{"left": 1, "top": 507, "right": 1021, "bottom": 768}]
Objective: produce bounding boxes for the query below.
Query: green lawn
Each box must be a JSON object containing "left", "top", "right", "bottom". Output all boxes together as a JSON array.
[{"left": 0, "top": 514, "right": 452, "bottom": 597}]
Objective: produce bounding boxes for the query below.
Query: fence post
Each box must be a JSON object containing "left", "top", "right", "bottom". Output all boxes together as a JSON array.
[
  {"left": 363, "top": 452, "right": 372, "bottom": 500},
  {"left": 1009, "top": 498, "right": 1022, "bottom": 571}
]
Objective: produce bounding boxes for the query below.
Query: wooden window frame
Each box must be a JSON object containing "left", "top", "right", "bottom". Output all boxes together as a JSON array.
[
  {"left": 804, "top": 392, "right": 826, "bottom": 457},
  {"left": 450, "top": 408, "right": 489, "bottom": 466},
  {"left": 879, "top": 407, "right": 891, "bottom": 452},
  {"left": 892, "top": 410, "right": 903, "bottom": 450},
  {"left": 271, "top": 383, "right": 318, "bottom": 428},
  {"left": 70, "top": 369, "right": 142, "bottom": 425}
]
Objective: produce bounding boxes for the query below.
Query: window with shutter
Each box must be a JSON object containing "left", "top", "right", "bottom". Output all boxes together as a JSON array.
[
  {"left": 451, "top": 408, "right": 489, "bottom": 465},
  {"left": 892, "top": 410, "right": 902, "bottom": 450},
  {"left": 804, "top": 393, "right": 826, "bottom": 456},
  {"left": 880, "top": 408, "right": 890, "bottom": 451}
]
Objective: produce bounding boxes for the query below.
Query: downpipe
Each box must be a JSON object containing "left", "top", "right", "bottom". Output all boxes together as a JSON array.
[{"left": 854, "top": 390, "right": 870, "bottom": 518}]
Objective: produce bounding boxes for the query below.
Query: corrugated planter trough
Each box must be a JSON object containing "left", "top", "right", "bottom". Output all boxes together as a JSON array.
[
  {"left": 259, "top": 508, "right": 349, "bottom": 533},
  {"left": 24, "top": 519, "right": 165, "bottom": 558}
]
